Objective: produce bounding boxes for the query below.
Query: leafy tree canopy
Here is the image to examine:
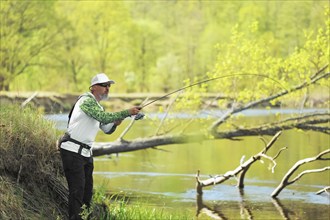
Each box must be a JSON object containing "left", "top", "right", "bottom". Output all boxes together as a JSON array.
[{"left": 0, "top": 0, "right": 328, "bottom": 94}]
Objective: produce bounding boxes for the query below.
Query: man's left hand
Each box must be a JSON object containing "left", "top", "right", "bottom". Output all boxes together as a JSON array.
[{"left": 114, "top": 120, "right": 122, "bottom": 126}]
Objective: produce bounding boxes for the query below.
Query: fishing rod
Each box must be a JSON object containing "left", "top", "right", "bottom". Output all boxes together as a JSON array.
[
  {"left": 133, "top": 73, "right": 287, "bottom": 120},
  {"left": 140, "top": 73, "right": 287, "bottom": 109}
]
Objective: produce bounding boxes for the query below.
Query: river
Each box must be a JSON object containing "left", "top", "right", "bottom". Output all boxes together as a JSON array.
[{"left": 45, "top": 109, "right": 330, "bottom": 219}]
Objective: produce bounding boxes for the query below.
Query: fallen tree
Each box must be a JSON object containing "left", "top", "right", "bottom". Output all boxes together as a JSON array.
[
  {"left": 93, "top": 68, "right": 329, "bottom": 156},
  {"left": 195, "top": 131, "right": 284, "bottom": 194}
]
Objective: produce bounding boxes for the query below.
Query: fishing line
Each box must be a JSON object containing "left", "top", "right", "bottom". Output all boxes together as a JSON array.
[{"left": 140, "top": 73, "right": 287, "bottom": 109}]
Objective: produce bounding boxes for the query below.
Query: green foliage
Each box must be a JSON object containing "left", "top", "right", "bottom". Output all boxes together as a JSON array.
[
  {"left": 205, "top": 11, "right": 329, "bottom": 108},
  {"left": 0, "top": 0, "right": 59, "bottom": 91},
  {"left": 1, "top": 1, "right": 328, "bottom": 93}
]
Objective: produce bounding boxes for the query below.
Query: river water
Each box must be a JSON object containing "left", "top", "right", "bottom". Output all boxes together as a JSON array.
[{"left": 46, "top": 109, "right": 330, "bottom": 219}]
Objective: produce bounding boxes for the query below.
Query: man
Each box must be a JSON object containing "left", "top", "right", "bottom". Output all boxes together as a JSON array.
[{"left": 59, "top": 73, "right": 141, "bottom": 219}]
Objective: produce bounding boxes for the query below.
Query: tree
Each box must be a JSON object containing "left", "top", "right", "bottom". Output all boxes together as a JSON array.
[
  {"left": 0, "top": 1, "right": 60, "bottom": 91},
  {"left": 91, "top": 10, "right": 329, "bottom": 155},
  {"left": 1, "top": 1, "right": 327, "bottom": 93}
]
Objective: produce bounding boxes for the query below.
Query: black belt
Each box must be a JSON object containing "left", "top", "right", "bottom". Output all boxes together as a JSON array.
[{"left": 60, "top": 133, "right": 91, "bottom": 155}]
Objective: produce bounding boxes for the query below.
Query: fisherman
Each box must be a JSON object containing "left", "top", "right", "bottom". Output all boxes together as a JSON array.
[{"left": 58, "top": 73, "right": 141, "bottom": 220}]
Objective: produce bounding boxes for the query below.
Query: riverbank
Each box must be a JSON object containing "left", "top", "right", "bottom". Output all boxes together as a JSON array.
[
  {"left": 0, "top": 91, "right": 328, "bottom": 113},
  {"left": 0, "top": 91, "right": 226, "bottom": 113},
  {"left": 0, "top": 104, "right": 190, "bottom": 220}
]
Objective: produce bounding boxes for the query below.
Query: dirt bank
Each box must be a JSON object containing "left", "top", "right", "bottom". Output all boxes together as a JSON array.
[
  {"left": 0, "top": 91, "right": 226, "bottom": 113},
  {"left": 0, "top": 91, "right": 327, "bottom": 113}
]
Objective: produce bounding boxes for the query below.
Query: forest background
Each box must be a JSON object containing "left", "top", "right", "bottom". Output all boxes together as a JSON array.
[{"left": 1, "top": 0, "right": 329, "bottom": 97}]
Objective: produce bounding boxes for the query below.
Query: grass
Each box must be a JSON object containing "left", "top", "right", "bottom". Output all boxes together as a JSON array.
[
  {"left": 0, "top": 103, "right": 67, "bottom": 219},
  {"left": 82, "top": 186, "right": 191, "bottom": 220},
  {"left": 0, "top": 104, "right": 191, "bottom": 219}
]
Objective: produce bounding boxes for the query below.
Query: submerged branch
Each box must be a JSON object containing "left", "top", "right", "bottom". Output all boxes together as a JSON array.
[
  {"left": 195, "top": 132, "right": 282, "bottom": 193},
  {"left": 271, "top": 149, "right": 330, "bottom": 198},
  {"left": 316, "top": 186, "right": 330, "bottom": 195}
]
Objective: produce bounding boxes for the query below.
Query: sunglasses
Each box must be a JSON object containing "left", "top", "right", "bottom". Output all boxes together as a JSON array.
[{"left": 97, "top": 83, "right": 111, "bottom": 88}]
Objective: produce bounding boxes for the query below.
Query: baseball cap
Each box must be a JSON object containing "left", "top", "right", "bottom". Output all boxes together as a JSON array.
[{"left": 90, "top": 73, "right": 115, "bottom": 86}]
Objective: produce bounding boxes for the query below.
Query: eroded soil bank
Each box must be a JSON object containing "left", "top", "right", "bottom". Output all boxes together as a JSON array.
[{"left": 0, "top": 91, "right": 327, "bottom": 113}]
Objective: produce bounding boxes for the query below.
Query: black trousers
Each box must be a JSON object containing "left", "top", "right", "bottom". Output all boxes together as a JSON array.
[{"left": 60, "top": 149, "right": 94, "bottom": 220}]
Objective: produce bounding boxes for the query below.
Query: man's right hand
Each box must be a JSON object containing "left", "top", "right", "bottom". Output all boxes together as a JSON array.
[{"left": 128, "top": 106, "right": 141, "bottom": 116}]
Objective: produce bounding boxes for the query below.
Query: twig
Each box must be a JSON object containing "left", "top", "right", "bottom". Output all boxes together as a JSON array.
[
  {"left": 21, "top": 92, "right": 38, "bottom": 108},
  {"left": 273, "top": 147, "right": 288, "bottom": 160},
  {"left": 117, "top": 97, "right": 149, "bottom": 141},
  {"left": 181, "top": 94, "right": 223, "bottom": 133},
  {"left": 155, "top": 92, "right": 181, "bottom": 136},
  {"left": 259, "top": 153, "right": 277, "bottom": 173}
]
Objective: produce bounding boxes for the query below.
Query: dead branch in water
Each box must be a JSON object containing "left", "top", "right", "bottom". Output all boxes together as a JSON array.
[
  {"left": 316, "top": 186, "right": 330, "bottom": 195},
  {"left": 196, "top": 131, "right": 283, "bottom": 194},
  {"left": 271, "top": 149, "right": 330, "bottom": 198}
]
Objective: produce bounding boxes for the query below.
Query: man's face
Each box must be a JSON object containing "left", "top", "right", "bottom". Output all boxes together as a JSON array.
[{"left": 92, "top": 83, "right": 111, "bottom": 101}]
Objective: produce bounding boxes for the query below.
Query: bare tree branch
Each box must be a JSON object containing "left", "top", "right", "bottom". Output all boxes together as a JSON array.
[
  {"left": 195, "top": 132, "right": 282, "bottom": 194},
  {"left": 209, "top": 68, "right": 329, "bottom": 136},
  {"left": 316, "top": 186, "right": 330, "bottom": 195},
  {"left": 271, "top": 149, "right": 330, "bottom": 198},
  {"left": 291, "top": 167, "right": 330, "bottom": 183}
]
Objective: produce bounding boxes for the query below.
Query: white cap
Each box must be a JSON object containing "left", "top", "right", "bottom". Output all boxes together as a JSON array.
[{"left": 90, "top": 73, "right": 115, "bottom": 86}]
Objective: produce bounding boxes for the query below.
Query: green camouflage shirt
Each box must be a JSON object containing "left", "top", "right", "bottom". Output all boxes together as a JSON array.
[{"left": 80, "top": 93, "right": 130, "bottom": 124}]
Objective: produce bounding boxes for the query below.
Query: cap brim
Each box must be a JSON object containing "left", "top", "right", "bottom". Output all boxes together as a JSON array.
[{"left": 91, "top": 80, "right": 115, "bottom": 86}]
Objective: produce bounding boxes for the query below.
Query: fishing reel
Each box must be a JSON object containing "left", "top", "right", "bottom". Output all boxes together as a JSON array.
[{"left": 134, "top": 112, "right": 145, "bottom": 120}]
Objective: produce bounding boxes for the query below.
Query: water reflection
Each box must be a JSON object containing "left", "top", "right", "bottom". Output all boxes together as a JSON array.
[
  {"left": 195, "top": 186, "right": 330, "bottom": 220},
  {"left": 196, "top": 192, "right": 228, "bottom": 219},
  {"left": 196, "top": 189, "right": 255, "bottom": 220},
  {"left": 271, "top": 198, "right": 295, "bottom": 220},
  {"left": 196, "top": 189, "right": 301, "bottom": 220},
  {"left": 237, "top": 189, "right": 253, "bottom": 220}
]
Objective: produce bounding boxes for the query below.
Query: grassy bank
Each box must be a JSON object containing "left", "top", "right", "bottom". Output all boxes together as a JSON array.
[
  {"left": 0, "top": 104, "right": 190, "bottom": 220},
  {"left": 0, "top": 104, "right": 67, "bottom": 219}
]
